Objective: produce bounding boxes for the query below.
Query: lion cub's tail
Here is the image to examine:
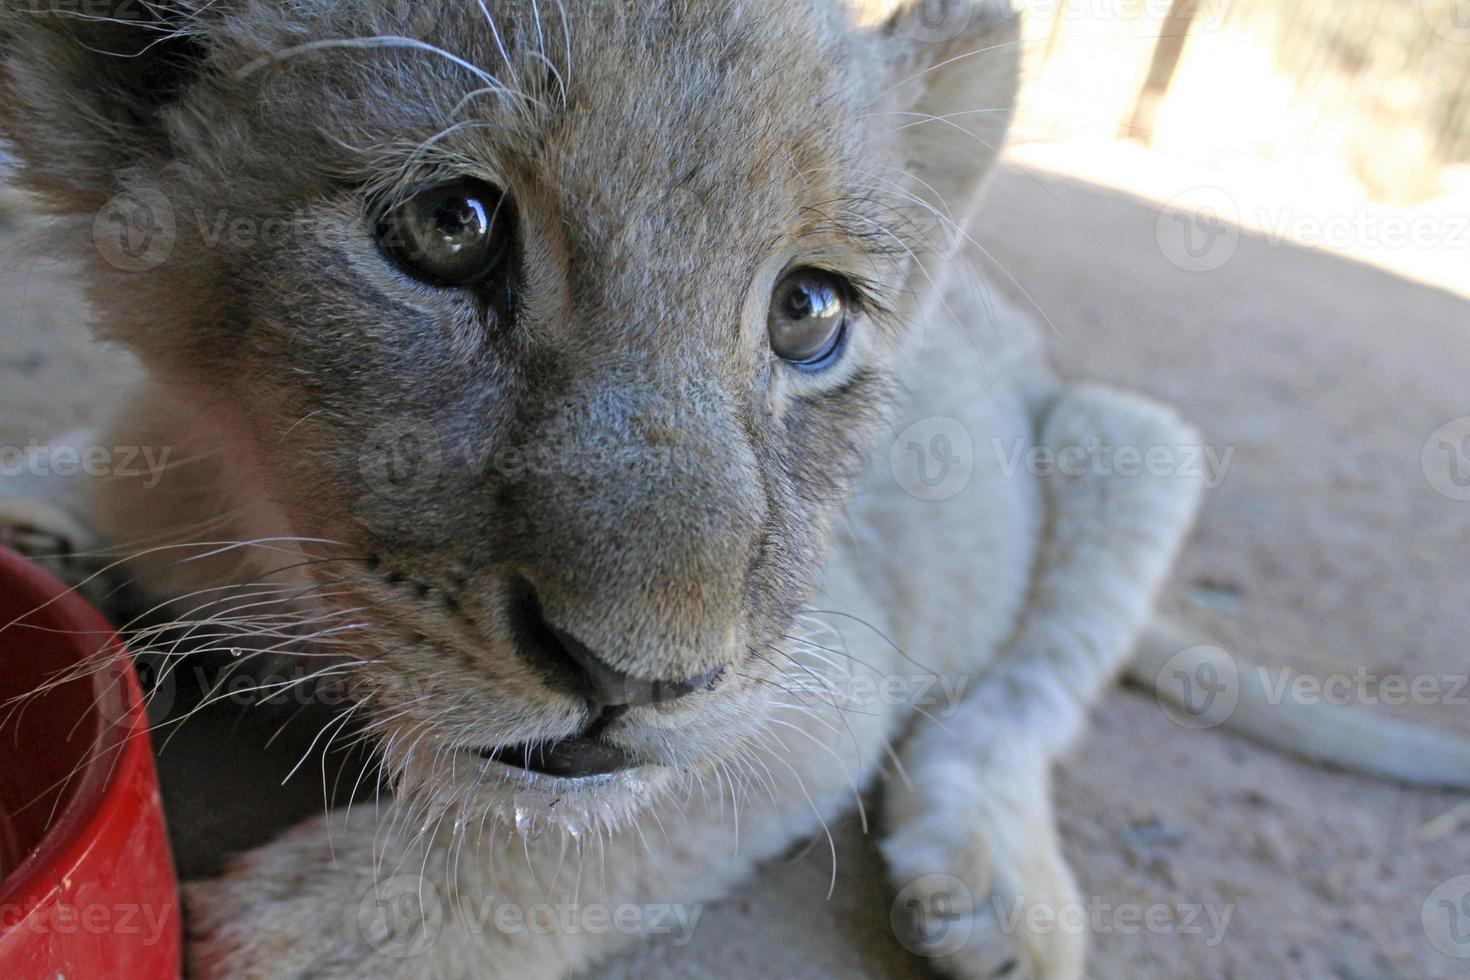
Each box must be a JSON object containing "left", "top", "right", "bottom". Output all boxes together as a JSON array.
[{"left": 1127, "top": 618, "right": 1470, "bottom": 790}]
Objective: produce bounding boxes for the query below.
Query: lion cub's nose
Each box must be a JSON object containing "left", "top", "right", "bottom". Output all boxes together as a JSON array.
[{"left": 506, "top": 575, "right": 723, "bottom": 708}]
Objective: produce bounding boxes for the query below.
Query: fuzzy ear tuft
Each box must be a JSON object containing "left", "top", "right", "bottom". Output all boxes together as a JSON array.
[
  {"left": 0, "top": 1, "right": 207, "bottom": 211},
  {"left": 876, "top": 0, "right": 1022, "bottom": 238}
]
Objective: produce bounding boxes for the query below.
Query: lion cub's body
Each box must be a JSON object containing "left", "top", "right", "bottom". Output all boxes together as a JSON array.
[{"left": 0, "top": 2, "right": 1203, "bottom": 977}]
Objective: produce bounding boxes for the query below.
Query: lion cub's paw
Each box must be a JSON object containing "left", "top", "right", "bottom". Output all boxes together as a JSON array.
[
  {"left": 882, "top": 751, "right": 1084, "bottom": 980},
  {"left": 186, "top": 815, "right": 412, "bottom": 980},
  {"left": 184, "top": 810, "right": 539, "bottom": 980}
]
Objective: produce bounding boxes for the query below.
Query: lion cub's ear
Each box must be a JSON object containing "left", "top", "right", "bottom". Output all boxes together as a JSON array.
[
  {"left": 873, "top": 0, "right": 1021, "bottom": 235},
  {"left": 0, "top": 1, "right": 208, "bottom": 212}
]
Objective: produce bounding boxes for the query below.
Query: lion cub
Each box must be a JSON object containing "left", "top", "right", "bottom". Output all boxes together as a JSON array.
[{"left": 0, "top": 2, "right": 1202, "bottom": 977}]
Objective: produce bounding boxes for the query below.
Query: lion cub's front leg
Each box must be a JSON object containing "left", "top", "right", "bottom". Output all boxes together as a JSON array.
[
  {"left": 883, "top": 384, "right": 1204, "bottom": 980},
  {"left": 187, "top": 800, "right": 692, "bottom": 979},
  {"left": 185, "top": 804, "right": 598, "bottom": 980}
]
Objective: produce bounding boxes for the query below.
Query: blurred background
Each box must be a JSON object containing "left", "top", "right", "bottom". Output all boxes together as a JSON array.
[{"left": 1009, "top": 0, "right": 1470, "bottom": 296}]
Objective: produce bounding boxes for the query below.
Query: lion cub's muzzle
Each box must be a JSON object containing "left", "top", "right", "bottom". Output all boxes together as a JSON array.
[
  {"left": 507, "top": 574, "right": 725, "bottom": 709},
  {"left": 476, "top": 575, "right": 726, "bottom": 779}
]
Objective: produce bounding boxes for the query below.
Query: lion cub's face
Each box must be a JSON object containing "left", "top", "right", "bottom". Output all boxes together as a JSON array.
[{"left": 1, "top": 0, "right": 1016, "bottom": 817}]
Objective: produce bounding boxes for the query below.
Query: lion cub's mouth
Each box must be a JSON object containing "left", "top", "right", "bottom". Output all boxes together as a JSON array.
[
  {"left": 478, "top": 735, "right": 636, "bottom": 778},
  {"left": 477, "top": 703, "right": 640, "bottom": 778}
]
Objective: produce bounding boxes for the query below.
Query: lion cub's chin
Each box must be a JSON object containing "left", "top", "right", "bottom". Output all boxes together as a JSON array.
[{"left": 396, "top": 748, "right": 685, "bottom": 841}]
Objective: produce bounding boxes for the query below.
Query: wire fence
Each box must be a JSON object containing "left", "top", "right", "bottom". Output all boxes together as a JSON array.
[{"left": 1013, "top": 0, "right": 1470, "bottom": 203}]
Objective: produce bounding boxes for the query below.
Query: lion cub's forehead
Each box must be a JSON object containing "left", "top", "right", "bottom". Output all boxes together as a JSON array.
[
  {"left": 227, "top": 2, "right": 883, "bottom": 217},
  {"left": 534, "top": 3, "right": 876, "bottom": 269},
  {"left": 551, "top": 1, "right": 872, "bottom": 169},
  {"left": 357, "top": 3, "right": 874, "bottom": 230}
]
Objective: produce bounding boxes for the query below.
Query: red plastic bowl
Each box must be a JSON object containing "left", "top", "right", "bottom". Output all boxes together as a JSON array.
[{"left": 0, "top": 546, "right": 180, "bottom": 978}]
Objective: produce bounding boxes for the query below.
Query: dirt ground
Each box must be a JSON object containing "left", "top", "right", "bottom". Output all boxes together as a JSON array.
[{"left": 3, "top": 159, "right": 1467, "bottom": 979}]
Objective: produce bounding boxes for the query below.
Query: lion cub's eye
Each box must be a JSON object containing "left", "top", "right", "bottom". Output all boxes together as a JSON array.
[
  {"left": 376, "top": 178, "right": 513, "bottom": 287},
  {"left": 768, "top": 269, "right": 851, "bottom": 369}
]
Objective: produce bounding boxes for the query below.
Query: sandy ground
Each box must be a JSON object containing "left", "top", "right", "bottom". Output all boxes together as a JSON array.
[{"left": 2, "top": 159, "right": 1468, "bottom": 979}]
